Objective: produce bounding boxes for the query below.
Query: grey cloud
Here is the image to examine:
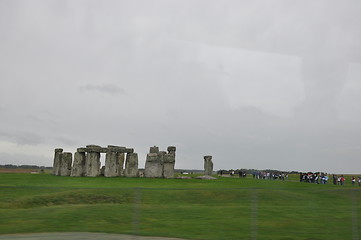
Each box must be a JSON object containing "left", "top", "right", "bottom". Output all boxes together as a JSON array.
[
  {"left": 0, "top": 0, "right": 361, "bottom": 173},
  {"left": 79, "top": 84, "right": 125, "bottom": 95},
  {"left": 0, "top": 131, "right": 43, "bottom": 146}
]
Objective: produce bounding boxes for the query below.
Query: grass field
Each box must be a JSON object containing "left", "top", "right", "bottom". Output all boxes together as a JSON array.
[{"left": 0, "top": 173, "right": 360, "bottom": 240}]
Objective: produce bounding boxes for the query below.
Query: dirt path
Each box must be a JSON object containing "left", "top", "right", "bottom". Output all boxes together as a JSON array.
[{"left": 0, "top": 232, "right": 189, "bottom": 240}]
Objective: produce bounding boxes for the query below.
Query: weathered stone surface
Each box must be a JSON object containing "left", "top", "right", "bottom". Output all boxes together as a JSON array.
[
  {"left": 167, "top": 146, "right": 176, "bottom": 155},
  {"left": 117, "top": 152, "right": 125, "bottom": 176},
  {"left": 204, "top": 155, "right": 213, "bottom": 176},
  {"left": 85, "top": 145, "right": 102, "bottom": 153},
  {"left": 163, "top": 153, "right": 175, "bottom": 178},
  {"left": 77, "top": 148, "right": 87, "bottom": 153},
  {"left": 196, "top": 175, "right": 217, "bottom": 180},
  {"left": 85, "top": 151, "right": 101, "bottom": 177},
  {"left": 60, "top": 152, "right": 72, "bottom": 176},
  {"left": 52, "top": 148, "right": 63, "bottom": 176},
  {"left": 144, "top": 152, "right": 163, "bottom": 178},
  {"left": 149, "top": 146, "right": 159, "bottom": 154},
  {"left": 124, "top": 148, "right": 134, "bottom": 153},
  {"left": 104, "top": 151, "right": 119, "bottom": 177},
  {"left": 71, "top": 152, "right": 86, "bottom": 177},
  {"left": 107, "top": 145, "right": 125, "bottom": 152},
  {"left": 124, "top": 153, "right": 139, "bottom": 177}
]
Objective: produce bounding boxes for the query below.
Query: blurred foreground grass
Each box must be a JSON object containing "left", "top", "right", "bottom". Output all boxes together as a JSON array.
[{"left": 0, "top": 173, "right": 360, "bottom": 240}]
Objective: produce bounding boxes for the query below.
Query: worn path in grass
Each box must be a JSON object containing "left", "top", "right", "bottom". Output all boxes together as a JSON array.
[{"left": 0, "top": 232, "right": 187, "bottom": 240}]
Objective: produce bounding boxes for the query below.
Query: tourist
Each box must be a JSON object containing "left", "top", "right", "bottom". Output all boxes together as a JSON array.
[
  {"left": 333, "top": 175, "right": 337, "bottom": 185},
  {"left": 351, "top": 176, "right": 356, "bottom": 186},
  {"left": 340, "top": 176, "right": 345, "bottom": 185}
]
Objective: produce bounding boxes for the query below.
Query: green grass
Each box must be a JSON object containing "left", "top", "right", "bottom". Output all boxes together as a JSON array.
[{"left": 0, "top": 173, "right": 360, "bottom": 240}]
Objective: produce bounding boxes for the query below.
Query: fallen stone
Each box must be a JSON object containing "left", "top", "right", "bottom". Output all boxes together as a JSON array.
[{"left": 196, "top": 175, "right": 217, "bottom": 180}]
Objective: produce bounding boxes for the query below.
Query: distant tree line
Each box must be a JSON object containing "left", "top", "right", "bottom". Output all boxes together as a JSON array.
[
  {"left": 217, "top": 169, "right": 300, "bottom": 175},
  {"left": 0, "top": 164, "right": 52, "bottom": 169}
]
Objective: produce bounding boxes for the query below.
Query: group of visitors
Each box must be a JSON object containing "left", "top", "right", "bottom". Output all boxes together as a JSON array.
[
  {"left": 300, "top": 172, "right": 329, "bottom": 184},
  {"left": 332, "top": 175, "right": 361, "bottom": 186},
  {"left": 300, "top": 173, "right": 361, "bottom": 186},
  {"left": 252, "top": 171, "right": 289, "bottom": 181}
]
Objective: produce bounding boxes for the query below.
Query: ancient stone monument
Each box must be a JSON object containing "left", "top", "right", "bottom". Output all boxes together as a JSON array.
[
  {"left": 144, "top": 146, "right": 176, "bottom": 178},
  {"left": 53, "top": 144, "right": 174, "bottom": 178},
  {"left": 204, "top": 155, "right": 213, "bottom": 176}
]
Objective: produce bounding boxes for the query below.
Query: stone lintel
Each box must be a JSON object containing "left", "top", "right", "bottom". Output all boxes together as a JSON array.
[
  {"left": 125, "top": 148, "right": 134, "bottom": 153},
  {"left": 107, "top": 145, "right": 126, "bottom": 152},
  {"left": 55, "top": 148, "right": 63, "bottom": 153},
  {"left": 77, "top": 148, "right": 87, "bottom": 153},
  {"left": 149, "top": 146, "right": 159, "bottom": 153},
  {"left": 86, "top": 145, "right": 101, "bottom": 148}
]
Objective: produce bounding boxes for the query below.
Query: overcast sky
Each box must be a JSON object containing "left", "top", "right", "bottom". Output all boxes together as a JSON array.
[{"left": 1, "top": 0, "right": 361, "bottom": 174}]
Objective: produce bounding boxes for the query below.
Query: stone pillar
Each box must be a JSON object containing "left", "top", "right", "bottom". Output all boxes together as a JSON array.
[
  {"left": 144, "top": 146, "right": 164, "bottom": 178},
  {"left": 204, "top": 155, "right": 213, "bottom": 176},
  {"left": 60, "top": 152, "right": 72, "bottom": 176},
  {"left": 85, "top": 145, "right": 101, "bottom": 177},
  {"left": 104, "top": 149, "right": 119, "bottom": 177},
  {"left": 124, "top": 153, "right": 139, "bottom": 177},
  {"left": 71, "top": 150, "right": 86, "bottom": 177},
  {"left": 163, "top": 146, "right": 176, "bottom": 178},
  {"left": 163, "top": 154, "right": 175, "bottom": 178},
  {"left": 52, "top": 148, "right": 63, "bottom": 176},
  {"left": 117, "top": 152, "right": 125, "bottom": 176}
]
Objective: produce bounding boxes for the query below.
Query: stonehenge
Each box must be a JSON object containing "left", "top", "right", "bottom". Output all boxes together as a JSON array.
[
  {"left": 144, "top": 146, "right": 176, "bottom": 178},
  {"left": 53, "top": 145, "right": 176, "bottom": 178}
]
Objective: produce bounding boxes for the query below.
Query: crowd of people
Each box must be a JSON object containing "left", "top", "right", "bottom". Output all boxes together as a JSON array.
[
  {"left": 218, "top": 170, "right": 361, "bottom": 186},
  {"left": 300, "top": 173, "right": 361, "bottom": 186}
]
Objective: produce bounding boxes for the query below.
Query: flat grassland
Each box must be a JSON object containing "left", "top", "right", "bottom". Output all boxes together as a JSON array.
[{"left": 0, "top": 173, "right": 360, "bottom": 240}]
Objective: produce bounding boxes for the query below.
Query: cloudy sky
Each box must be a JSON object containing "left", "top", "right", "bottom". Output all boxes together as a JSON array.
[{"left": 1, "top": 0, "right": 361, "bottom": 174}]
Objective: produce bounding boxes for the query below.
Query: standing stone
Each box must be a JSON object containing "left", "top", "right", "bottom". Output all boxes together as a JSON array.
[
  {"left": 117, "top": 152, "right": 125, "bottom": 176},
  {"left": 71, "top": 151, "right": 86, "bottom": 177},
  {"left": 52, "top": 148, "right": 63, "bottom": 176},
  {"left": 144, "top": 148, "right": 164, "bottom": 178},
  {"left": 124, "top": 153, "right": 139, "bottom": 177},
  {"left": 85, "top": 145, "right": 101, "bottom": 177},
  {"left": 60, "top": 152, "right": 72, "bottom": 176},
  {"left": 163, "top": 153, "right": 175, "bottom": 178},
  {"left": 104, "top": 150, "right": 119, "bottom": 177},
  {"left": 204, "top": 155, "right": 213, "bottom": 176}
]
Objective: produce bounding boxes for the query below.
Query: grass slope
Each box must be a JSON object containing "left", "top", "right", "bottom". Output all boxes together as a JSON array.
[{"left": 0, "top": 173, "right": 360, "bottom": 240}]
